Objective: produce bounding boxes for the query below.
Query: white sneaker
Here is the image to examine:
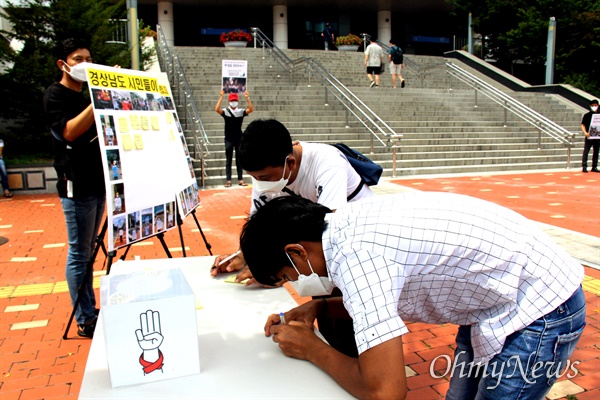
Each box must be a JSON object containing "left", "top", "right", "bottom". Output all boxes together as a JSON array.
[{"left": 369, "top": 81, "right": 375, "bottom": 88}]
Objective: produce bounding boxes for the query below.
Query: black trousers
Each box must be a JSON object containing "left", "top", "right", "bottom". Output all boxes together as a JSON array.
[
  {"left": 314, "top": 288, "right": 359, "bottom": 358},
  {"left": 225, "top": 140, "right": 243, "bottom": 181},
  {"left": 582, "top": 137, "right": 600, "bottom": 168}
]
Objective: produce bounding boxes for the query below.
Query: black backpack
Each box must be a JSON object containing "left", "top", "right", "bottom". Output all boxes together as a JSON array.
[
  {"left": 332, "top": 143, "right": 383, "bottom": 200},
  {"left": 391, "top": 46, "right": 403, "bottom": 65}
]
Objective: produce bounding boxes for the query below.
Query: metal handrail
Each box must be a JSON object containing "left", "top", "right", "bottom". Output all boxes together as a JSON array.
[
  {"left": 445, "top": 63, "right": 575, "bottom": 145},
  {"left": 251, "top": 28, "right": 401, "bottom": 154},
  {"left": 156, "top": 25, "right": 210, "bottom": 186},
  {"left": 445, "top": 62, "right": 577, "bottom": 166}
]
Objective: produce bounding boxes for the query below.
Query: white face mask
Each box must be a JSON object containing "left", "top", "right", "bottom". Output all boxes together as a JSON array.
[
  {"left": 592, "top": 106, "right": 599, "bottom": 112},
  {"left": 62, "top": 62, "right": 89, "bottom": 83},
  {"left": 252, "top": 156, "right": 292, "bottom": 193},
  {"left": 286, "top": 251, "right": 334, "bottom": 297},
  {"left": 229, "top": 101, "right": 238, "bottom": 108}
]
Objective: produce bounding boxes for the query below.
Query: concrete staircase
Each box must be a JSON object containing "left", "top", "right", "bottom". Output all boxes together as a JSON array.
[{"left": 172, "top": 46, "right": 585, "bottom": 187}]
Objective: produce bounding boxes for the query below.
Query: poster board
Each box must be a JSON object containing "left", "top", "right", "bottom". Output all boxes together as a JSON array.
[
  {"left": 589, "top": 114, "right": 600, "bottom": 139},
  {"left": 221, "top": 60, "right": 247, "bottom": 94},
  {"left": 85, "top": 65, "right": 200, "bottom": 251}
]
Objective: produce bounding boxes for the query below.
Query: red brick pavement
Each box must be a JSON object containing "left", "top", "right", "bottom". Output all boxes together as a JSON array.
[{"left": 0, "top": 173, "right": 598, "bottom": 399}]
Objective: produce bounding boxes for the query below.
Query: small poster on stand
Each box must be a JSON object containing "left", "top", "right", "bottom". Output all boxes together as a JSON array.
[{"left": 221, "top": 60, "right": 247, "bottom": 94}]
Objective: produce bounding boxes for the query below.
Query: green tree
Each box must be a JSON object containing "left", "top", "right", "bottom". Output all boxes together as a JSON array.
[
  {"left": 0, "top": 0, "right": 155, "bottom": 157},
  {"left": 447, "top": 0, "right": 600, "bottom": 95}
]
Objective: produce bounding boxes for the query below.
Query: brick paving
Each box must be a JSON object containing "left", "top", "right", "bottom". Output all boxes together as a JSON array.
[{"left": 0, "top": 171, "right": 598, "bottom": 399}]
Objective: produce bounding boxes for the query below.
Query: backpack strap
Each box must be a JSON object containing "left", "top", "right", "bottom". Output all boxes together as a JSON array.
[{"left": 347, "top": 179, "right": 365, "bottom": 201}]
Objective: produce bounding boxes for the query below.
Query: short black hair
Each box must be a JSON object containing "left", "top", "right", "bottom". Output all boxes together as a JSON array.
[
  {"left": 389, "top": 38, "right": 396, "bottom": 44},
  {"left": 239, "top": 119, "right": 293, "bottom": 172},
  {"left": 590, "top": 99, "right": 599, "bottom": 105},
  {"left": 240, "top": 196, "right": 331, "bottom": 286},
  {"left": 57, "top": 38, "right": 91, "bottom": 61}
]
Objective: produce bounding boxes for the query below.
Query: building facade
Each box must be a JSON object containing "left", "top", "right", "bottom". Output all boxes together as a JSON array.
[{"left": 137, "top": 0, "right": 462, "bottom": 55}]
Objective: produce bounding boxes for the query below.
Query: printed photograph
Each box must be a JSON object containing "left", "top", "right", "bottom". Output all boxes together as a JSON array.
[
  {"left": 130, "top": 92, "right": 149, "bottom": 111},
  {"left": 154, "top": 204, "right": 166, "bottom": 233},
  {"left": 127, "top": 211, "right": 141, "bottom": 243},
  {"left": 141, "top": 208, "right": 153, "bottom": 238},
  {"left": 91, "top": 89, "right": 114, "bottom": 110},
  {"left": 112, "top": 90, "right": 133, "bottom": 111},
  {"left": 166, "top": 201, "right": 176, "bottom": 229},
  {"left": 106, "top": 149, "right": 122, "bottom": 181},
  {"left": 100, "top": 114, "right": 118, "bottom": 147},
  {"left": 112, "top": 183, "right": 126, "bottom": 215},
  {"left": 112, "top": 215, "right": 126, "bottom": 247}
]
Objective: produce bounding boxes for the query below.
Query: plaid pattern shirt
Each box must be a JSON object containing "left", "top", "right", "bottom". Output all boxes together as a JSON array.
[{"left": 323, "top": 192, "right": 583, "bottom": 363}]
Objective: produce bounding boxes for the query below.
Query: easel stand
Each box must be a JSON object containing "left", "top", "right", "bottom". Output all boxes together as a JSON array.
[{"left": 176, "top": 206, "right": 213, "bottom": 257}]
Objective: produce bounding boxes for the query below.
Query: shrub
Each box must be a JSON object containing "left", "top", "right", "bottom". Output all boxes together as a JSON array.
[
  {"left": 220, "top": 30, "right": 253, "bottom": 43},
  {"left": 335, "top": 34, "right": 362, "bottom": 46}
]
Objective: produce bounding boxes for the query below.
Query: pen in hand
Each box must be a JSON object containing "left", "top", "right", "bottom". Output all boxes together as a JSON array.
[
  {"left": 217, "top": 250, "right": 241, "bottom": 267},
  {"left": 279, "top": 312, "right": 286, "bottom": 325}
]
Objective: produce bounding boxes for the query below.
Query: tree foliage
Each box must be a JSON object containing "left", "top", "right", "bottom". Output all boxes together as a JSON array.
[
  {"left": 0, "top": 0, "right": 155, "bottom": 157},
  {"left": 447, "top": 0, "right": 600, "bottom": 95}
]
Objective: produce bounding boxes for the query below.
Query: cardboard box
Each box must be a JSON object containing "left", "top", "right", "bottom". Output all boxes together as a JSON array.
[{"left": 100, "top": 267, "right": 200, "bottom": 388}]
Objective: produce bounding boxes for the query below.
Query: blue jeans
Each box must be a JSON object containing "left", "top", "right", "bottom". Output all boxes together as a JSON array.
[
  {"left": 446, "top": 286, "right": 586, "bottom": 400},
  {"left": 0, "top": 157, "right": 8, "bottom": 192},
  {"left": 60, "top": 195, "right": 106, "bottom": 325}
]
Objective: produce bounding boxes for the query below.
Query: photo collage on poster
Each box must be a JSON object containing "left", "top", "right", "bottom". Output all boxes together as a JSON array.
[{"left": 86, "top": 66, "right": 198, "bottom": 251}]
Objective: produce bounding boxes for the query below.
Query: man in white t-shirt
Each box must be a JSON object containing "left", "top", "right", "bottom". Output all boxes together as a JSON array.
[
  {"left": 212, "top": 119, "right": 373, "bottom": 278},
  {"left": 240, "top": 193, "right": 585, "bottom": 400}
]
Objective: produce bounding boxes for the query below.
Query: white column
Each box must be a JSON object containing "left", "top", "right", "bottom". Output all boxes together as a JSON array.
[
  {"left": 377, "top": 10, "right": 391, "bottom": 44},
  {"left": 273, "top": 5, "right": 288, "bottom": 49},
  {"left": 158, "top": 1, "right": 174, "bottom": 48}
]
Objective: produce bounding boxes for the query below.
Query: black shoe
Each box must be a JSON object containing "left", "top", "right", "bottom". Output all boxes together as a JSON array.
[
  {"left": 77, "top": 319, "right": 97, "bottom": 338},
  {"left": 592, "top": 168, "right": 600, "bottom": 173},
  {"left": 401, "top": 80, "right": 406, "bottom": 88},
  {"left": 582, "top": 167, "right": 588, "bottom": 173}
]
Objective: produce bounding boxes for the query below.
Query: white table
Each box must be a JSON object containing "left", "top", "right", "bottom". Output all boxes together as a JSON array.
[{"left": 79, "top": 256, "right": 354, "bottom": 399}]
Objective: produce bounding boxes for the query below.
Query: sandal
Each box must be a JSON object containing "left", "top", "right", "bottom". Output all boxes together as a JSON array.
[
  {"left": 224, "top": 181, "right": 232, "bottom": 188},
  {"left": 4, "top": 191, "right": 12, "bottom": 198},
  {"left": 238, "top": 181, "right": 248, "bottom": 186}
]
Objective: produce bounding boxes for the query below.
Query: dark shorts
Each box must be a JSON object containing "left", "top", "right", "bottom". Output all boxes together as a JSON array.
[{"left": 366, "top": 66, "right": 381, "bottom": 75}]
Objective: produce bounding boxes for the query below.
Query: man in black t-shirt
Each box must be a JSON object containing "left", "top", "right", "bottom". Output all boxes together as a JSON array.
[
  {"left": 43, "top": 38, "right": 105, "bottom": 338},
  {"left": 581, "top": 99, "right": 600, "bottom": 173},
  {"left": 321, "top": 23, "right": 335, "bottom": 51},
  {"left": 214, "top": 90, "right": 254, "bottom": 187}
]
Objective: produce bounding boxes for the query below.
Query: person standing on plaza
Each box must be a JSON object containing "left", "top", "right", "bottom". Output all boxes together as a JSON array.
[
  {"left": 388, "top": 38, "right": 406, "bottom": 89},
  {"left": 364, "top": 36, "right": 384, "bottom": 88},
  {"left": 43, "top": 38, "right": 106, "bottom": 338},
  {"left": 214, "top": 90, "right": 254, "bottom": 187},
  {"left": 321, "top": 22, "right": 335, "bottom": 51},
  {"left": 0, "top": 138, "right": 12, "bottom": 198},
  {"left": 581, "top": 98, "right": 600, "bottom": 173}
]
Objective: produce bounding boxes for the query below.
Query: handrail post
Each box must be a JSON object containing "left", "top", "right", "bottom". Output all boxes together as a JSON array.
[
  {"left": 392, "top": 147, "right": 398, "bottom": 178},
  {"left": 503, "top": 101, "right": 508, "bottom": 127},
  {"left": 370, "top": 134, "right": 374, "bottom": 154},
  {"left": 537, "top": 129, "right": 542, "bottom": 150},
  {"left": 345, "top": 107, "right": 349, "bottom": 128},
  {"left": 474, "top": 88, "right": 478, "bottom": 108}
]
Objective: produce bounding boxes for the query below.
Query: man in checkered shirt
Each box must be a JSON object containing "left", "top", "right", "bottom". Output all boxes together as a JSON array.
[{"left": 240, "top": 192, "right": 585, "bottom": 400}]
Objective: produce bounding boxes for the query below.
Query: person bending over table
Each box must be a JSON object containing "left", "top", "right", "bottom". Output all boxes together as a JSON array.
[{"left": 239, "top": 194, "right": 585, "bottom": 400}]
